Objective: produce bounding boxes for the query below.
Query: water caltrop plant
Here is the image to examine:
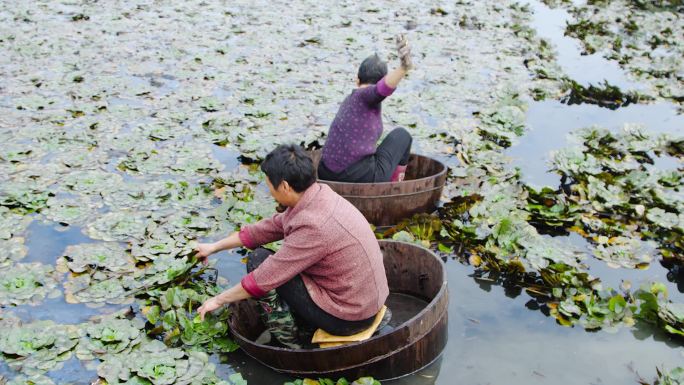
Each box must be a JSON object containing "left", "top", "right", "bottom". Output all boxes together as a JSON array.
[
  {"left": 0, "top": 263, "right": 62, "bottom": 306},
  {"left": 140, "top": 282, "right": 238, "bottom": 353},
  {"left": 0, "top": 318, "right": 79, "bottom": 375},
  {"left": 96, "top": 339, "right": 235, "bottom": 385},
  {"left": 76, "top": 310, "right": 146, "bottom": 361}
]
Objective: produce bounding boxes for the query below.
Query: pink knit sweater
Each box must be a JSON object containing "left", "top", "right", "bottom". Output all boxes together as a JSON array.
[{"left": 239, "top": 183, "right": 389, "bottom": 321}]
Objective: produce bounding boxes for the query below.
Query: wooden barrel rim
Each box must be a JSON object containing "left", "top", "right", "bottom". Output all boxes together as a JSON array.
[
  {"left": 229, "top": 241, "right": 448, "bottom": 356},
  {"left": 318, "top": 154, "right": 447, "bottom": 188},
  {"left": 335, "top": 184, "right": 445, "bottom": 200}
]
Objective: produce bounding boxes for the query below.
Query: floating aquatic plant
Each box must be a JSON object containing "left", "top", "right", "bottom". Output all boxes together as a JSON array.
[
  {"left": 86, "top": 210, "right": 152, "bottom": 242},
  {"left": 0, "top": 319, "right": 79, "bottom": 375},
  {"left": 638, "top": 366, "right": 684, "bottom": 385},
  {"left": 59, "top": 241, "right": 197, "bottom": 306},
  {"left": 379, "top": 213, "right": 443, "bottom": 248},
  {"left": 635, "top": 283, "right": 684, "bottom": 337},
  {"left": 546, "top": 127, "right": 684, "bottom": 264},
  {"left": 61, "top": 169, "right": 124, "bottom": 195},
  {"left": 591, "top": 236, "right": 655, "bottom": 269},
  {"left": 42, "top": 195, "right": 100, "bottom": 226},
  {"left": 0, "top": 207, "right": 32, "bottom": 240},
  {"left": 525, "top": 186, "right": 583, "bottom": 233},
  {"left": 116, "top": 141, "right": 222, "bottom": 176},
  {"left": 76, "top": 310, "right": 146, "bottom": 361},
  {"left": 0, "top": 263, "right": 62, "bottom": 306},
  {"left": 0, "top": 237, "right": 27, "bottom": 270},
  {"left": 96, "top": 339, "right": 233, "bottom": 385},
  {"left": 1, "top": 373, "right": 57, "bottom": 385},
  {"left": 560, "top": 80, "right": 648, "bottom": 109},
  {"left": 58, "top": 242, "right": 136, "bottom": 275},
  {"left": 0, "top": 182, "right": 52, "bottom": 214},
  {"left": 140, "top": 283, "right": 238, "bottom": 353}
]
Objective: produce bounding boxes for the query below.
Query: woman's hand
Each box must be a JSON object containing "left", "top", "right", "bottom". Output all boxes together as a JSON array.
[
  {"left": 194, "top": 242, "right": 216, "bottom": 265},
  {"left": 197, "top": 296, "right": 224, "bottom": 320},
  {"left": 396, "top": 33, "right": 413, "bottom": 70}
]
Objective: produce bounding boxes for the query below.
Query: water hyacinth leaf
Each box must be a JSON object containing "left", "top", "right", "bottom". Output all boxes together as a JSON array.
[
  {"left": 61, "top": 170, "right": 124, "bottom": 195},
  {"left": 116, "top": 141, "right": 222, "bottom": 176},
  {"left": 3, "top": 373, "right": 57, "bottom": 385},
  {"left": 525, "top": 186, "right": 583, "bottom": 230},
  {"left": 131, "top": 254, "right": 195, "bottom": 290},
  {"left": 0, "top": 319, "right": 79, "bottom": 375},
  {"left": 657, "top": 302, "right": 684, "bottom": 337},
  {"left": 0, "top": 143, "right": 44, "bottom": 164},
  {"left": 0, "top": 182, "right": 52, "bottom": 213},
  {"left": 0, "top": 237, "right": 27, "bottom": 270},
  {"left": 0, "top": 207, "right": 32, "bottom": 240},
  {"left": 214, "top": 186, "right": 277, "bottom": 229},
  {"left": 76, "top": 311, "right": 146, "bottom": 360},
  {"left": 57, "top": 242, "right": 147, "bottom": 306},
  {"left": 228, "top": 373, "right": 248, "bottom": 385},
  {"left": 86, "top": 211, "right": 151, "bottom": 241},
  {"left": 134, "top": 123, "right": 179, "bottom": 142},
  {"left": 591, "top": 237, "right": 655, "bottom": 269},
  {"left": 0, "top": 263, "right": 62, "bottom": 306},
  {"left": 556, "top": 0, "right": 684, "bottom": 102},
  {"left": 646, "top": 208, "right": 682, "bottom": 230},
  {"left": 642, "top": 366, "right": 684, "bottom": 385},
  {"left": 139, "top": 280, "right": 237, "bottom": 353},
  {"left": 42, "top": 195, "right": 101, "bottom": 226},
  {"left": 104, "top": 180, "right": 214, "bottom": 212},
  {"left": 64, "top": 275, "right": 131, "bottom": 306},
  {"left": 58, "top": 242, "right": 136, "bottom": 274},
  {"left": 96, "top": 339, "right": 228, "bottom": 385}
]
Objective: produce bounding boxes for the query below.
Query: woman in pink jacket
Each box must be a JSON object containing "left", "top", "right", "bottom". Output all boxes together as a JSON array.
[{"left": 194, "top": 144, "right": 389, "bottom": 348}]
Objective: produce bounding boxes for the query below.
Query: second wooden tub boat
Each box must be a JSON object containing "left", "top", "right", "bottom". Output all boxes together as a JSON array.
[{"left": 309, "top": 150, "right": 448, "bottom": 227}]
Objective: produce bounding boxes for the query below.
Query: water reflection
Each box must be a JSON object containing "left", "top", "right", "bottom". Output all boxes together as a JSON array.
[
  {"left": 555, "top": 232, "right": 684, "bottom": 302},
  {"left": 506, "top": 100, "right": 684, "bottom": 188},
  {"left": 441, "top": 259, "right": 684, "bottom": 385},
  {"left": 23, "top": 221, "right": 95, "bottom": 265},
  {"left": 15, "top": 221, "right": 126, "bottom": 324},
  {"left": 44, "top": 356, "right": 98, "bottom": 385},
  {"left": 523, "top": 0, "right": 644, "bottom": 90},
  {"left": 212, "top": 144, "right": 242, "bottom": 171}
]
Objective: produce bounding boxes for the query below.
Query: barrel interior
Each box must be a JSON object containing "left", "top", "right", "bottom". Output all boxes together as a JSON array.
[
  {"left": 404, "top": 154, "right": 445, "bottom": 182},
  {"left": 230, "top": 241, "right": 446, "bottom": 346}
]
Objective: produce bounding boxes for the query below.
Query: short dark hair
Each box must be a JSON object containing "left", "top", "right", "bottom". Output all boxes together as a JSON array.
[
  {"left": 357, "top": 54, "right": 388, "bottom": 85},
  {"left": 261, "top": 144, "right": 316, "bottom": 193}
]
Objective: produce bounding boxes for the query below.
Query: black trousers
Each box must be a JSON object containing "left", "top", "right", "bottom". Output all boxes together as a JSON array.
[
  {"left": 247, "top": 248, "right": 375, "bottom": 336},
  {"left": 318, "top": 127, "right": 412, "bottom": 183}
]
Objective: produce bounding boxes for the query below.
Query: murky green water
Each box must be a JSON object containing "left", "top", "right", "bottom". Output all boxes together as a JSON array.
[{"left": 1, "top": 0, "right": 682, "bottom": 384}]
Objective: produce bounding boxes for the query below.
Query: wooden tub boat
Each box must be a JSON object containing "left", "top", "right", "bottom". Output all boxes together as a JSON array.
[
  {"left": 228, "top": 240, "right": 449, "bottom": 380},
  {"left": 309, "top": 150, "right": 448, "bottom": 227}
]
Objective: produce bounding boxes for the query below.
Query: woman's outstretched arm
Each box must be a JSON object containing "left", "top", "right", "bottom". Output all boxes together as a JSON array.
[{"left": 384, "top": 33, "right": 413, "bottom": 89}]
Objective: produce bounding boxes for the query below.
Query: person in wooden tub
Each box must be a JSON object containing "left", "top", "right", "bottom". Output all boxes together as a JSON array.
[
  {"left": 194, "top": 144, "right": 390, "bottom": 348},
  {"left": 317, "top": 33, "right": 414, "bottom": 183}
]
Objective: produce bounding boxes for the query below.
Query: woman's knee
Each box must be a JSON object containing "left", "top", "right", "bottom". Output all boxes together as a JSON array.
[{"left": 390, "top": 127, "right": 412, "bottom": 144}]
